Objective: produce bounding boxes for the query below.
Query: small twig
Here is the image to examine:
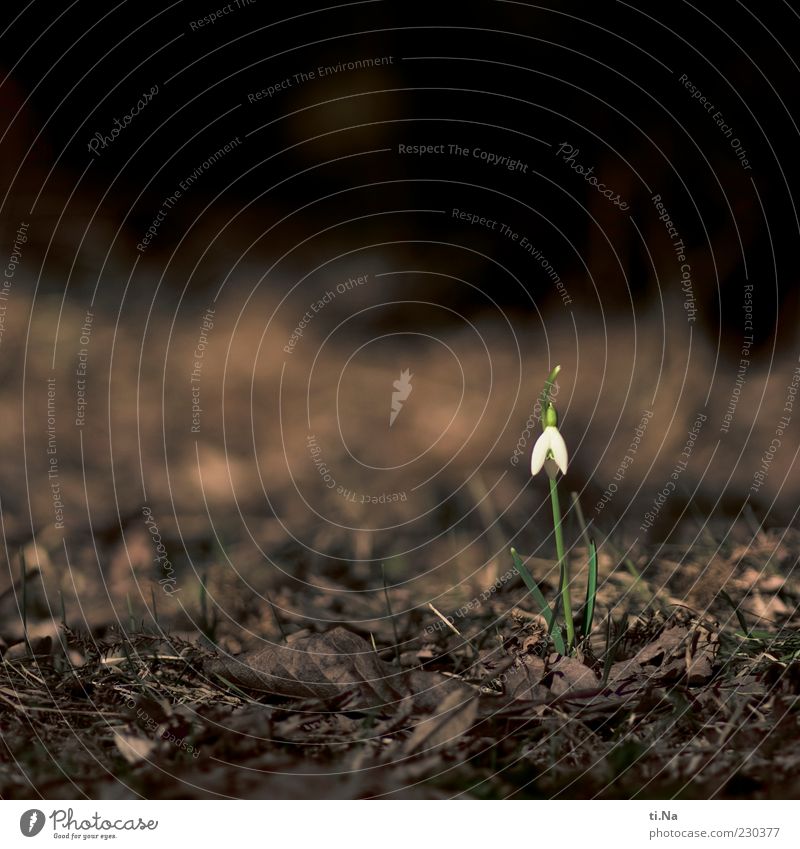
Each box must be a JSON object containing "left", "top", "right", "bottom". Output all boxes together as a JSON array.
[
  {"left": 101, "top": 655, "right": 186, "bottom": 665},
  {"left": 13, "top": 662, "right": 47, "bottom": 687},
  {"left": 22, "top": 707, "right": 129, "bottom": 719},
  {"left": 0, "top": 689, "right": 27, "bottom": 713},
  {"left": 212, "top": 673, "right": 261, "bottom": 704},
  {"left": 427, "top": 602, "right": 479, "bottom": 652}
]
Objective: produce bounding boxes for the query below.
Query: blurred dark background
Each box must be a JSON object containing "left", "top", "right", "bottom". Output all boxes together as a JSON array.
[
  {"left": 1, "top": 0, "right": 799, "bottom": 636},
  {"left": 2, "top": 0, "right": 797, "bottom": 339}
]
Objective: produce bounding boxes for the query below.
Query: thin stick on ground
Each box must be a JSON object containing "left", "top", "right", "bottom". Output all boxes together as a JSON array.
[{"left": 427, "top": 602, "right": 479, "bottom": 652}]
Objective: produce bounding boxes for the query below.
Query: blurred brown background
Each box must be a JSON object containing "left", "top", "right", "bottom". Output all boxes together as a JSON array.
[{"left": 1, "top": 0, "right": 799, "bottom": 641}]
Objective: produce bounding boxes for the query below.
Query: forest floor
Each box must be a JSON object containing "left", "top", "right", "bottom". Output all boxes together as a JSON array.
[{"left": 2, "top": 521, "right": 799, "bottom": 799}]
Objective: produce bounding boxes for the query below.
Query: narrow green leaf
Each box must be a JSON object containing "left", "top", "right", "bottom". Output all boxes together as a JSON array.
[
  {"left": 719, "top": 589, "right": 750, "bottom": 637},
  {"left": 150, "top": 586, "right": 159, "bottom": 632},
  {"left": 745, "top": 629, "right": 778, "bottom": 641},
  {"left": 59, "top": 590, "right": 67, "bottom": 628},
  {"left": 623, "top": 557, "right": 643, "bottom": 582},
  {"left": 510, "top": 548, "right": 566, "bottom": 655},
  {"left": 582, "top": 538, "right": 598, "bottom": 640},
  {"left": 570, "top": 491, "right": 592, "bottom": 550},
  {"left": 213, "top": 673, "right": 258, "bottom": 703},
  {"left": 126, "top": 593, "right": 136, "bottom": 634}
]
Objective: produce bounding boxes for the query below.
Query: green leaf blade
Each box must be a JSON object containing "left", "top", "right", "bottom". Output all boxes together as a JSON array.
[
  {"left": 510, "top": 547, "right": 566, "bottom": 655},
  {"left": 582, "top": 538, "right": 598, "bottom": 640}
]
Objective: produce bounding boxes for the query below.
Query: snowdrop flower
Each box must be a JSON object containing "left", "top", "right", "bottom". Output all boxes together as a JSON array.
[{"left": 530, "top": 404, "right": 568, "bottom": 478}]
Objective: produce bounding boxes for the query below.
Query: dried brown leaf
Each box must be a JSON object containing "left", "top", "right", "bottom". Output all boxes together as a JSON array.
[
  {"left": 113, "top": 728, "right": 156, "bottom": 765},
  {"left": 502, "top": 656, "right": 548, "bottom": 701},
  {"left": 405, "top": 669, "right": 476, "bottom": 711},
  {"left": 549, "top": 656, "right": 598, "bottom": 697},
  {"left": 632, "top": 624, "right": 718, "bottom": 685},
  {"left": 635, "top": 627, "right": 688, "bottom": 666},
  {"left": 208, "top": 627, "right": 407, "bottom": 709},
  {"left": 402, "top": 688, "right": 479, "bottom": 754},
  {"left": 685, "top": 627, "right": 718, "bottom": 685}
]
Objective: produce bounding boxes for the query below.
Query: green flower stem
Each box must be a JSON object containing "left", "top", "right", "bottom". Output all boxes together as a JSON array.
[{"left": 549, "top": 475, "right": 574, "bottom": 651}]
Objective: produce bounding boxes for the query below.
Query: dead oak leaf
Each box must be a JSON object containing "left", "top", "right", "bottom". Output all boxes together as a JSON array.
[
  {"left": 208, "top": 627, "right": 409, "bottom": 710},
  {"left": 685, "top": 626, "right": 719, "bottom": 685},
  {"left": 502, "top": 656, "right": 548, "bottom": 701},
  {"left": 633, "top": 625, "right": 718, "bottom": 685},
  {"left": 548, "top": 656, "right": 599, "bottom": 697}
]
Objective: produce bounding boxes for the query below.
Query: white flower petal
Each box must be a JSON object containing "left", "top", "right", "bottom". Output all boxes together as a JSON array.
[
  {"left": 549, "top": 427, "right": 568, "bottom": 475},
  {"left": 530, "top": 429, "right": 550, "bottom": 476}
]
